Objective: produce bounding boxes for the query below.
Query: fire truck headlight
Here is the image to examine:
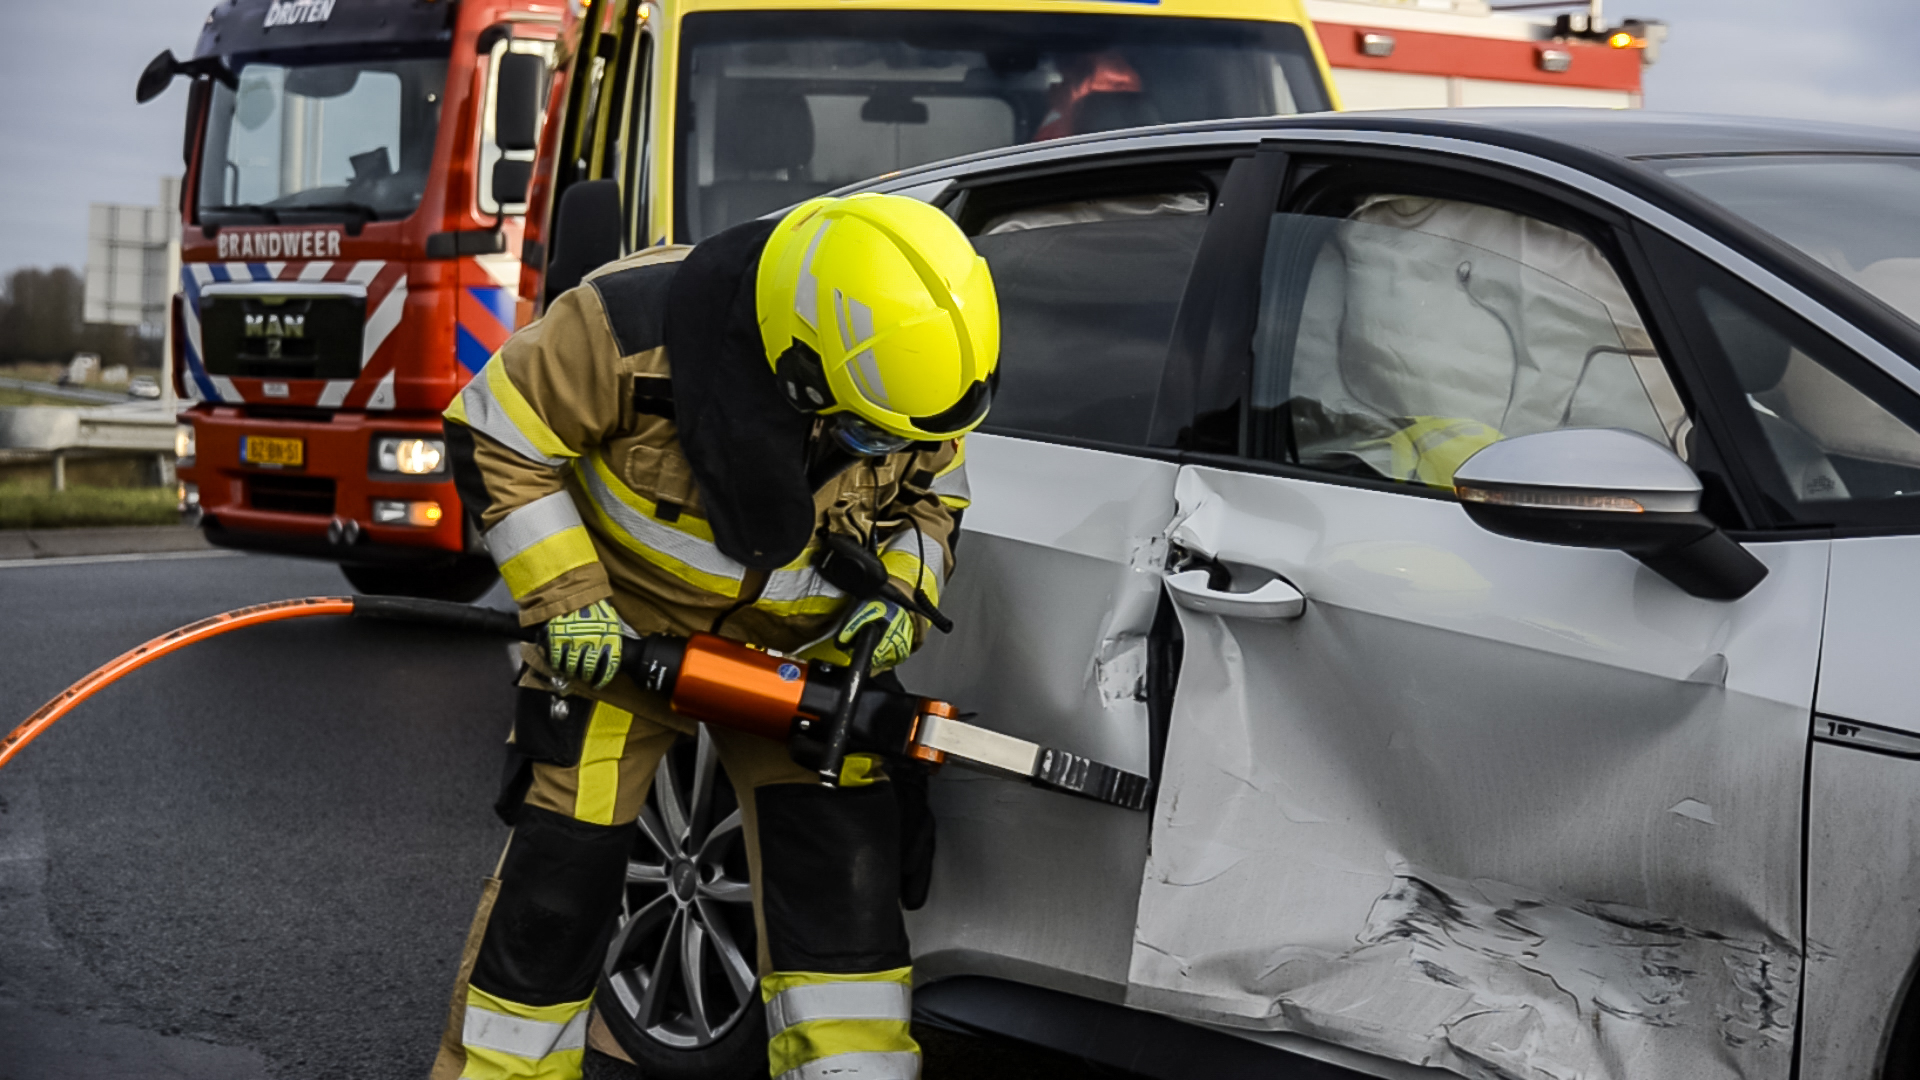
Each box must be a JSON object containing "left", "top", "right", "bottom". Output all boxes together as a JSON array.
[
  {"left": 175, "top": 423, "right": 196, "bottom": 464},
  {"left": 375, "top": 437, "right": 446, "bottom": 475}
]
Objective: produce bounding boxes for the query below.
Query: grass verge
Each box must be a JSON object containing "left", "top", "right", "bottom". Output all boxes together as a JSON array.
[
  {"left": 0, "top": 486, "right": 180, "bottom": 529},
  {"left": 0, "top": 387, "right": 80, "bottom": 406}
]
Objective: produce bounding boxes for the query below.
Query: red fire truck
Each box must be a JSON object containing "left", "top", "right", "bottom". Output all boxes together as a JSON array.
[
  {"left": 141, "top": 0, "right": 1343, "bottom": 599},
  {"left": 1306, "top": 0, "right": 1664, "bottom": 111},
  {"left": 140, "top": 0, "right": 569, "bottom": 599}
]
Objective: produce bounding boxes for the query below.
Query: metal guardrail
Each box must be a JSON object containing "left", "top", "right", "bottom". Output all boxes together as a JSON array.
[
  {"left": 0, "top": 403, "right": 179, "bottom": 453},
  {"left": 0, "top": 397, "right": 183, "bottom": 491},
  {"left": 0, "top": 376, "right": 138, "bottom": 406}
]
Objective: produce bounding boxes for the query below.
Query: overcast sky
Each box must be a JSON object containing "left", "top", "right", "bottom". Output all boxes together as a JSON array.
[{"left": 1, "top": 0, "right": 1916, "bottom": 278}]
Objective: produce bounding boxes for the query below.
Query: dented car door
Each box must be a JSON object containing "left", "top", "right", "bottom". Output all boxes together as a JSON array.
[
  {"left": 1126, "top": 161, "right": 1825, "bottom": 1078},
  {"left": 900, "top": 162, "right": 1227, "bottom": 992}
]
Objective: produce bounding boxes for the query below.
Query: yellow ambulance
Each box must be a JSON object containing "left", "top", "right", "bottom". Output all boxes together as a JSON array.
[{"left": 522, "top": 0, "right": 1338, "bottom": 307}]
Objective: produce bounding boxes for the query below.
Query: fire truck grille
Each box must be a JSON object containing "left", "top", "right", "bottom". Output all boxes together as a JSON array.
[
  {"left": 247, "top": 474, "right": 337, "bottom": 516},
  {"left": 200, "top": 293, "right": 366, "bottom": 380}
]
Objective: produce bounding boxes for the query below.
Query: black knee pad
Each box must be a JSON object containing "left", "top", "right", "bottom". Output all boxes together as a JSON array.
[
  {"left": 473, "top": 805, "right": 635, "bottom": 1005},
  {"left": 756, "top": 782, "right": 910, "bottom": 973}
]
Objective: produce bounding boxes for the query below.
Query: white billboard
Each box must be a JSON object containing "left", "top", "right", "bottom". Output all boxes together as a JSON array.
[{"left": 84, "top": 177, "right": 181, "bottom": 334}]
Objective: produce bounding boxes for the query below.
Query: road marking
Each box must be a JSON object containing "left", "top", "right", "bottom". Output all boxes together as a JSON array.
[{"left": 0, "top": 549, "right": 243, "bottom": 570}]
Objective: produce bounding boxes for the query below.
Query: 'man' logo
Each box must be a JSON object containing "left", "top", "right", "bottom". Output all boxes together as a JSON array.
[
  {"left": 244, "top": 313, "right": 306, "bottom": 358},
  {"left": 263, "top": 0, "right": 337, "bottom": 27},
  {"left": 216, "top": 228, "right": 342, "bottom": 260}
]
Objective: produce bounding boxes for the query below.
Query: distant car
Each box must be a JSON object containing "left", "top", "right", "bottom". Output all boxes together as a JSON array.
[
  {"left": 128, "top": 376, "right": 161, "bottom": 400},
  {"left": 592, "top": 110, "right": 1920, "bottom": 1080}
]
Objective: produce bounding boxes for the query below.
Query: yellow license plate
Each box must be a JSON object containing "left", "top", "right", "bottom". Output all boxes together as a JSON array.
[{"left": 242, "top": 435, "right": 305, "bottom": 468}]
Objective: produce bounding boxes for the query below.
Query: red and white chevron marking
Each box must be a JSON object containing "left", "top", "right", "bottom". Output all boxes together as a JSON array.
[{"left": 179, "top": 259, "right": 408, "bottom": 410}]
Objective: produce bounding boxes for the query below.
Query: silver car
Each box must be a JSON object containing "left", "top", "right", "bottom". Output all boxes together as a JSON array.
[{"left": 595, "top": 110, "right": 1920, "bottom": 1080}]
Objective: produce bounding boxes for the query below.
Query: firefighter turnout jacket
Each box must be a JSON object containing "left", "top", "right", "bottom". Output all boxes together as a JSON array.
[
  {"left": 446, "top": 243, "right": 967, "bottom": 707},
  {"left": 433, "top": 224, "right": 967, "bottom": 1080}
]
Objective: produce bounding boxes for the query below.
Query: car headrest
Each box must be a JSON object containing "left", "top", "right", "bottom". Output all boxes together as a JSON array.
[
  {"left": 717, "top": 87, "right": 815, "bottom": 173},
  {"left": 1074, "top": 92, "right": 1161, "bottom": 136}
]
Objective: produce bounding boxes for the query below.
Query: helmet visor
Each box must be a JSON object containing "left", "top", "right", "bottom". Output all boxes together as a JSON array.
[
  {"left": 910, "top": 377, "right": 993, "bottom": 438},
  {"left": 831, "top": 414, "right": 914, "bottom": 457}
]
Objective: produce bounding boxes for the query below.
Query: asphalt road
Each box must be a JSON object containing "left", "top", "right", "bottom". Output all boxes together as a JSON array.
[{"left": 0, "top": 551, "right": 1137, "bottom": 1080}]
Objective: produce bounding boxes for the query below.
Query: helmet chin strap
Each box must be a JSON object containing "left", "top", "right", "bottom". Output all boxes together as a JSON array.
[{"left": 803, "top": 419, "right": 861, "bottom": 491}]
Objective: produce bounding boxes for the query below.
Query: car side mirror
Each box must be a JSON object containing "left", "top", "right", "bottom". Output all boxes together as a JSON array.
[
  {"left": 494, "top": 52, "right": 543, "bottom": 153},
  {"left": 137, "top": 49, "right": 180, "bottom": 104},
  {"left": 1453, "top": 428, "right": 1768, "bottom": 601}
]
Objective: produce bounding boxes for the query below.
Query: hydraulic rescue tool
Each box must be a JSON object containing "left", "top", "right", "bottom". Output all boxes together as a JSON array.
[{"left": 3, "top": 595, "right": 1151, "bottom": 811}]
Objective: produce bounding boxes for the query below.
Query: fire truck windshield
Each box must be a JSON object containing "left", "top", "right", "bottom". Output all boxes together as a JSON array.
[
  {"left": 1654, "top": 154, "right": 1920, "bottom": 326},
  {"left": 674, "top": 10, "right": 1330, "bottom": 241},
  {"left": 198, "top": 52, "right": 450, "bottom": 225}
]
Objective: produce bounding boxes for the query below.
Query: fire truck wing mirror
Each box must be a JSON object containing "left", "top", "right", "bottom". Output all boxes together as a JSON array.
[
  {"left": 492, "top": 159, "right": 532, "bottom": 206},
  {"left": 285, "top": 66, "right": 361, "bottom": 99},
  {"left": 494, "top": 52, "right": 543, "bottom": 153},
  {"left": 136, "top": 50, "right": 180, "bottom": 104},
  {"left": 544, "top": 180, "right": 623, "bottom": 302}
]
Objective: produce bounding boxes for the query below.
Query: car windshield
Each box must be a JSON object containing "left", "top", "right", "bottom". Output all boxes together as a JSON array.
[
  {"left": 198, "top": 52, "right": 449, "bottom": 224},
  {"left": 676, "top": 10, "right": 1329, "bottom": 240},
  {"left": 1651, "top": 154, "right": 1920, "bottom": 326}
]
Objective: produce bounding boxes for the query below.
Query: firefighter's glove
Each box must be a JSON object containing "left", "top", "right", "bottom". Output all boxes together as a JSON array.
[
  {"left": 839, "top": 598, "right": 916, "bottom": 672},
  {"left": 546, "top": 601, "right": 623, "bottom": 689}
]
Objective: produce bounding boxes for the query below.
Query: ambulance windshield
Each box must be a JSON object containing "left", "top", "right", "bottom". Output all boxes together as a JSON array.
[
  {"left": 197, "top": 52, "right": 450, "bottom": 226},
  {"left": 675, "top": 10, "right": 1330, "bottom": 241}
]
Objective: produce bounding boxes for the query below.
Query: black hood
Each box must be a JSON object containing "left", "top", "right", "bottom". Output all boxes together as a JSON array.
[{"left": 663, "top": 217, "right": 817, "bottom": 571}]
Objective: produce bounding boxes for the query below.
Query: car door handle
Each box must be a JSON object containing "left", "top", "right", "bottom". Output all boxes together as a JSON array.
[{"left": 1163, "top": 569, "right": 1306, "bottom": 620}]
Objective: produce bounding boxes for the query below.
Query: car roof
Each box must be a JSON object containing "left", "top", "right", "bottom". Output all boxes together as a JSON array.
[
  {"left": 1322, "top": 108, "right": 1920, "bottom": 160},
  {"left": 856, "top": 108, "right": 1920, "bottom": 197}
]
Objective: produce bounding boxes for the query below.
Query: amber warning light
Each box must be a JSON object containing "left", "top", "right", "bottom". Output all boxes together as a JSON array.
[{"left": 1555, "top": 13, "right": 1664, "bottom": 57}]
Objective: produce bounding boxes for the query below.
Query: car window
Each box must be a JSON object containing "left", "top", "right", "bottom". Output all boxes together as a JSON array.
[
  {"left": 1651, "top": 155, "right": 1920, "bottom": 328},
  {"left": 1247, "top": 195, "right": 1689, "bottom": 490},
  {"left": 971, "top": 192, "right": 1209, "bottom": 446},
  {"left": 1695, "top": 284, "right": 1920, "bottom": 509}
]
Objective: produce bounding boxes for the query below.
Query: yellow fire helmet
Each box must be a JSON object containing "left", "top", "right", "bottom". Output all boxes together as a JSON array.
[{"left": 757, "top": 193, "right": 999, "bottom": 442}]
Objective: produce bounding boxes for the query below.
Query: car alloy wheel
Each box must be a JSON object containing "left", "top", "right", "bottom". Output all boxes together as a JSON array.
[{"left": 601, "top": 725, "right": 761, "bottom": 1051}]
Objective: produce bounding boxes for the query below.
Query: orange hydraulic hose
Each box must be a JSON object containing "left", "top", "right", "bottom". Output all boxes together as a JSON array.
[{"left": 1, "top": 596, "right": 355, "bottom": 770}]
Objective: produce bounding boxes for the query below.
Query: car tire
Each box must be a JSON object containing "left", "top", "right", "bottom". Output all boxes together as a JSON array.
[
  {"left": 339, "top": 557, "right": 498, "bottom": 602},
  {"left": 597, "top": 726, "right": 767, "bottom": 1080}
]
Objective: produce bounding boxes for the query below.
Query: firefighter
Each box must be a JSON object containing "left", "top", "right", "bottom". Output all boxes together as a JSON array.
[{"left": 430, "top": 193, "right": 997, "bottom": 1080}]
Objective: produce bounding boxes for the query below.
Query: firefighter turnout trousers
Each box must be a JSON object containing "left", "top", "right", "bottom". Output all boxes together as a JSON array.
[{"left": 430, "top": 688, "right": 918, "bottom": 1080}]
